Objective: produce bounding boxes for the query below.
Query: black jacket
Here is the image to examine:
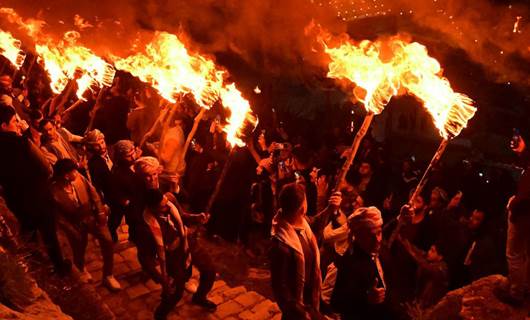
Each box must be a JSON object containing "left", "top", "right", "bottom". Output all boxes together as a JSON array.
[
  {"left": 0, "top": 131, "right": 51, "bottom": 226},
  {"left": 331, "top": 243, "right": 390, "bottom": 320}
]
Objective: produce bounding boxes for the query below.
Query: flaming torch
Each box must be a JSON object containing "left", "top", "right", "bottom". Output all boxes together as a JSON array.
[
  {"left": 398, "top": 41, "right": 476, "bottom": 205},
  {"left": 113, "top": 31, "right": 224, "bottom": 151},
  {"left": 205, "top": 84, "right": 258, "bottom": 213},
  {"left": 385, "top": 40, "right": 477, "bottom": 248},
  {"left": 323, "top": 37, "right": 398, "bottom": 191},
  {"left": 0, "top": 29, "right": 26, "bottom": 71},
  {"left": 36, "top": 32, "right": 116, "bottom": 101},
  {"left": 114, "top": 31, "right": 257, "bottom": 207}
]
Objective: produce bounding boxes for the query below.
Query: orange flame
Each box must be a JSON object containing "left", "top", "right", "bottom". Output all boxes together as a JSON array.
[
  {"left": 0, "top": 29, "right": 25, "bottom": 69},
  {"left": 0, "top": 7, "right": 45, "bottom": 38},
  {"left": 324, "top": 39, "right": 399, "bottom": 114},
  {"left": 113, "top": 32, "right": 224, "bottom": 108},
  {"left": 220, "top": 84, "right": 257, "bottom": 147},
  {"left": 322, "top": 34, "right": 476, "bottom": 139},
  {"left": 114, "top": 32, "right": 256, "bottom": 145},
  {"left": 36, "top": 31, "right": 115, "bottom": 100}
]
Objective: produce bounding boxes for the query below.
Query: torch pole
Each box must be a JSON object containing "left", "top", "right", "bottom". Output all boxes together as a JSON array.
[
  {"left": 85, "top": 87, "right": 107, "bottom": 134},
  {"left": 386, "top": 138, "right": 450, "bottom": 248},
  {"left": 24, "top": 55, "right": 38, "bottom": 77},
  {"left": 408, "top": 138, "right": 449, "bottom": 205},
  {"left": 206, "top": 147, "right": 237, "bottom": 213},
  {"left": 333, "top": 111, "right": 375, "bottom": 192},
  {"left": 181, "top": 108, "right": 206, "bottom": 159}
]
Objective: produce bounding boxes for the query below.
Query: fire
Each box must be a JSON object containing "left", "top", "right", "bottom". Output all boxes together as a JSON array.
[
  {"left": 513, "top": 16, "right": 522, "bottom": 33},
  {"left": 0, "top": 7, "right": 45, "bottom": 38},
  {"left": 114, "top": 32, "right": 256, "bottom": 145},
  {"left": 0, "top": 29, "right": 26, "bottom": 69},
  {"left": 220, "top": 84, "right": 257, "bottom": 147},
  {"left": 324, "top": 39, "right": 399, "bottom": 114},
  {"left": 395, "top": 41, "right": 476, "bottom": 138},
  {"left": 113, "top": 32, "right": 224, "bottom": 108},
  {"left": 36, "top": 31, "right": 115, "bottom": 100},
  {"left": 322, "top": 34, "right": 476, "bottom": 139}
]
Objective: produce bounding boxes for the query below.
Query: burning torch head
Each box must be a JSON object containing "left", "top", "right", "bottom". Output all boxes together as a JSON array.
[
  {"left": 15, "top": 50, "right": 25, "bottom": 69},
  {"left": 101, "top": 64, "right": 116, "bottom": 88}
]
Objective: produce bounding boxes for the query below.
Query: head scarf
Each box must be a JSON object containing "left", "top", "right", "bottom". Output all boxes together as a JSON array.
[
  {"left": 134, "top": 156, "right": 162, "bottom": 174},
  {"left": 348, "top": 206, "right": 383, "bottom": 231},
  {"left": 84, "top": 129, "right": 105, "bottom": 145},
  {"left": 113, "top": 140, "right": 135, "bottom": 158}
]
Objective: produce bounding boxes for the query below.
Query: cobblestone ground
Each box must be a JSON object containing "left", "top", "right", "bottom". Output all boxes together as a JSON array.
[{"left": 78, "top": 224, "right": 281, "bottom": 320}]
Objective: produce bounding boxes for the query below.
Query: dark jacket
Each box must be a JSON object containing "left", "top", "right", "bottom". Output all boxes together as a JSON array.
[
  {"left": 88, "top": 154, "right": 113, "bottom": 203},
  {"left": 0, "top": 131, "right": 51, "bottom": 227},
  {"left": 270, "top": 216, "right": 322, "bottom": 320},
  {"left": 331, "top": 243, "right": 389, "bottom": 320}
]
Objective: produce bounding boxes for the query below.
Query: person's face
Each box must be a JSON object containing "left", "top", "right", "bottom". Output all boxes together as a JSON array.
[
  {"left": 142, "top": 170, "right": 159, "bottom": 189},
  {"left": 352, "top": 195, "right": 364, "bottom": 211},
  {"left": 300, "top": 197, "right": 308, "bottom": 217},
  {"left": 413, "top": 195, "right": 426, "bottom": 211},
  {"left": 468, "top": 210, "right": 485, "bottom": 231},
  {"left": 359, "top": 163, "right": 372, "bottom": 177},
  {"left": 92, "top": 137, "right": 107, "bottom": 155},
  {"left": 355, "top": 225, "right": 383, "bottom": 255},
  {"left": 42, "top": 122, "right": 58, "bottom": 140},
  {"left": 31, "top": 117, "right": 43, "bottom": 129},
  {"left": 122, "top": 148, "right": 139, "bottom": 165},
  {"left": 430, "top": 191, "right": 442, "bottom": 209},
  {"left": 426, "top": 245, "right": 442, "bottom": 262},
  {"left": 156, "top": 196, "right": 170, "bottom": 214},
  {"left": 1, "top": 115, "right": 20, "bottom": 134},
  {"left": 64, "top": 169, "right": 78, "bottom": 183}
]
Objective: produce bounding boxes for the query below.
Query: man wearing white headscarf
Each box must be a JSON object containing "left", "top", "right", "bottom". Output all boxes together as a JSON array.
[{"left": 331, "top": 206, "right": 392, "bottom": 319}]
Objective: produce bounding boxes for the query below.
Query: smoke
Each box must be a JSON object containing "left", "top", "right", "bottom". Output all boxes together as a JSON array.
[
  {"left": 0, "top": 0, "right": 343, "bottom": 76},
  {"left": 394, "top": 0, "right": 530, "bottom": 87},
  {"left": 1, "top": 0, "right": 529, "bottom": 87}
]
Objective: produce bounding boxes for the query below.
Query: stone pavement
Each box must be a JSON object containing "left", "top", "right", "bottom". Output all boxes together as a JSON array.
[{"left": 78, "top": 224, "right": 281, "bottom": 320}]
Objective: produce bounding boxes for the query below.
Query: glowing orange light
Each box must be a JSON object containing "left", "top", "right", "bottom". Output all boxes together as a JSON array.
[
  {"left": 322, "top": 34, "right": 476, "bottom": 138},
  {"left": 0, "top": 29, "right": 25, "bottom": 69}
]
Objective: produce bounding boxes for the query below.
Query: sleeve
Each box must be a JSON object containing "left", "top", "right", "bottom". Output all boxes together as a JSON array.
[
  {"left": 83, "top": 176, "right": 106, "bottom": 215},
  {"left": 307, "top": 207, "right": 334, "bottom": 243},
  {"left": 323, "top": 223, "right": 349, "bottom": 244},
  {"left": 143, "top": 211, "right": 164, "bottom": 248},
  {"left": 269, "top": 241, "right": 309, "bottom": 320},
  {"left": 89, "top": 158, "right": 112, "bottom": 199},
  {"left": 62, "top": 128, "right": 83, "bottom": 143}
]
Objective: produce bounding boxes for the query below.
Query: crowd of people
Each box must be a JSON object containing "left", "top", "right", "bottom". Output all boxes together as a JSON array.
[{"left": 0, "top": 66, "right": 528, "bottom": 320}]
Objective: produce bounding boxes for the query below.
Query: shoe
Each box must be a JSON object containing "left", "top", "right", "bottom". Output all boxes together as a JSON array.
[
  {"left": 191, "top": 296, "right": 217, "bottom": 312},
  {"left": 103, "top": 275, "right": 122, "bottom": 291},
  {"left": 185, "top": 279, "right": 198, "bottom": 293},
  {"left": 79, "top": 269, "right": 93, "bottom": 283}
]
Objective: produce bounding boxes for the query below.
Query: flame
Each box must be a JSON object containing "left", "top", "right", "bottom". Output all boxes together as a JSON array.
[
  {"left": 322, "top": 34, "right": 476, "bottom": 139},
  {"left": 36, "top": 31, "right": 115, "bottom": 100},
  {"left": 113, "top": 32, "right": 256, "bottom": 145},
  {"left": 0, "top": 7, "right": 45, "bottom": 38},
  {"left": 0, "top": 29, "right": 25, "bottom": 69},
  {"left": 220, "top": 84, "right": 257, "bottom": 147},
  {"left": 324, "top": 39, "right": 399, "bottom": 114},
  {"left": 513, "top": 16, "right": 522, "bottom": 33},
  {"left": 113, "top": 32, "right": 224, "bottom": 108},
  {"left": 395, "top": 41, "right": 476, "bottom": 138}
]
